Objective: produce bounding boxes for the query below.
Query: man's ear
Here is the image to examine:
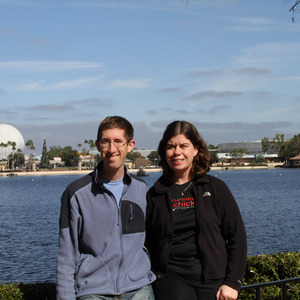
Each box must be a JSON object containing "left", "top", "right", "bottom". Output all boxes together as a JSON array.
[
  {"left": 95, "top": 140, "right": 101, "bottom": 152},
  {"left": 127, "top": 140, "right": 136, "bottom": 153}
]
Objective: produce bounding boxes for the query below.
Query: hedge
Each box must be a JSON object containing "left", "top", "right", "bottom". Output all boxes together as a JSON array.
[
  {"left": 1, "top": 252, "right": 299, "bottom": 299},
  {"left": 239, "top": 252, "right": 300, "bottom": 299}
]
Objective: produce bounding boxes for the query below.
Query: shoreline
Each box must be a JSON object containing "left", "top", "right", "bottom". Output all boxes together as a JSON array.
[{"left": 0, "top": 163, "right": 282, "bottom": 177}]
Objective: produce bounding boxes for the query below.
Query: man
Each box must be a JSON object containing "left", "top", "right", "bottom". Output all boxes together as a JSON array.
[{"left": 56, "top": 116, "right": 155, "bottom": 300}]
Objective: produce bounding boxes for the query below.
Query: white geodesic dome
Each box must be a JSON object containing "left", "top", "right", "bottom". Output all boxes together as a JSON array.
[{"left": 0, "top": 124, "right": 25, "bottom": 159}]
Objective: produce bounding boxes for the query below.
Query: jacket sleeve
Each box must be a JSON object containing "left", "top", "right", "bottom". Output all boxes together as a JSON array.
[
  {"left": 215, "top": 179, "right": 247, "bottom": 291},
  {"left": 145, "top": 191, "right": 153, "bottom": 256},
  {"left": 56, "top": 187, "right": 81, "bottom": 300}
]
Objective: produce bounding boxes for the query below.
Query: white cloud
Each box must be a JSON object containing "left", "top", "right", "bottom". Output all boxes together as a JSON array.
[
  {"left": 184, "top": 90, "right": 243, "bottom": 102},
  {"left": 18, "top": 76, "right": 103, "bottom": 91},
  {"left": 0, "top": 61, "right": 104, "bottom": 72},
  {"left": 107, "top": 79, "right": 151, "bottom": 89},
  {"left": 235, "top": 42, "right": 300, "bottom": 67}
]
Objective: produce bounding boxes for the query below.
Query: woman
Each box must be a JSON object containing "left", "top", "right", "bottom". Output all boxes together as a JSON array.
[{"left": 146, "top": 121, "right": 247, "bottom": 300}]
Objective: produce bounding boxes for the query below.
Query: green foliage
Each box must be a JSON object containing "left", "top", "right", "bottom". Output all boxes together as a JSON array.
[
  {"left": 0, "top": 282, "right": 55, "bottom": 300},
  {"left": 47, "top": 145, "right": 63, "bottom": 160},
  {"left": 40, "top": 139, "right": 50, "bottom": 169},
  {"left": 126, "top": 151, "right": 143, "bottom": 162},
  {"left": 84, "top": 139, "right": 96, "bottom": 150},
  {"left": 147, "top": 151, "right": 159, "bottom": 165},
  {"left": 286, "top": 134, "right": 300, "bottom": 157},
  {"left": 230, "top": 148, "right": 246, "bottom": 164},
  {"left": 25, "top": 139, "right": 35, "bottom": 152},
  {"left": 0, "top": 283, "right": 23, "bottom": 300},
  {"left": 48, "top": 145, "right": 79, "bottom": 167},
  {"left": 1, "top": 253, "right": 299, "bottom": 299},
  {"left": 255, "top": 154, "right": 267, "bottom": 164},
  {"left": 209, "top": 149, "right": 218, "bottom": 163},
  {"left": 240, "top": 252, "right": 300, "bottom": 299}
]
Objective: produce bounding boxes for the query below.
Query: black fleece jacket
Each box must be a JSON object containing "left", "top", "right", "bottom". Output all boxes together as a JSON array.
[{"left": 145, "top": 174, "right": 247, "bottom": 291}]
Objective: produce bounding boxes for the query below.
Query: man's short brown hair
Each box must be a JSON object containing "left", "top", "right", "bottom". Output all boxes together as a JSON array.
[{"left": 97, "top": 116, "right": 134, "bottom": 142}]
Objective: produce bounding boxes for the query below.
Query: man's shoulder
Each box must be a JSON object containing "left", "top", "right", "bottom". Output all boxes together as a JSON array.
[
  {"left": 64, "top": 172, "right": 94, "bottom": 197},
  {"left": 129, "top": 173, "right": 147, "bottom": 186}
]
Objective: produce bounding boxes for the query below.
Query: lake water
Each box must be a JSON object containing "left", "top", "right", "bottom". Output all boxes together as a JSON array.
[{"left": 0, "top": 168, "right": 299, "bottom": 284}]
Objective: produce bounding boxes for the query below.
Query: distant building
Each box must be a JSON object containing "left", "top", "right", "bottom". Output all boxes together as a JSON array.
[
  {"left": 286, "top": 155, "right": 300, "bottom": 167},
  {"left": 50, "top": 157, "right": 63, "bottom": 168},
  {"left": 217, "top": 141, "right": 279, "bottom": 163},
  {"left": 217, "top": 141, "right": 276, "bottom": 155},
  {"left": 0, "top": 124, "right": 25, "bottom": 159}
]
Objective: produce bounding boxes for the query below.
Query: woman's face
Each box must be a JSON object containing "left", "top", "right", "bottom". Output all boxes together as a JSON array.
[{"left": 165, "top": 134, "right": 198, "bottom": 179}]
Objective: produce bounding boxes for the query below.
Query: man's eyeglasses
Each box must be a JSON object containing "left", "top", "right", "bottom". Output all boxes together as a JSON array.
[{"left": 99, "top": 139, "right": 127, "bottom": 149}]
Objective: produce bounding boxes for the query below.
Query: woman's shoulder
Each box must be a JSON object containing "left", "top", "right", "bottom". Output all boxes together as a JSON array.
[
  {"left": 147, "top": 175, "right": 171, "bottom": 195},
  {"left": 196, "top": 173, "right": 229, "bottom": 191}
]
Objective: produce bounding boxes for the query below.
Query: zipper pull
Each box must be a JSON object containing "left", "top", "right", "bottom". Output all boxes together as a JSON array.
[
  {"left": 117, "top": 206, "right": 121, "bottom": 226},
  {"left": 129, "top": 204, "right": 133, "bottom": 221}
]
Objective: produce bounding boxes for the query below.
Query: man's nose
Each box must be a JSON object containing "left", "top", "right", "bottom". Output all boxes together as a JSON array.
[{"left": 107, "top": 142, "right": 117, "bottom": 151}]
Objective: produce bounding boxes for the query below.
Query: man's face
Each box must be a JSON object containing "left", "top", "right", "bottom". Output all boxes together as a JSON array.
[{"left": 96, "top": 128, "right": 135, "bottom": 176}]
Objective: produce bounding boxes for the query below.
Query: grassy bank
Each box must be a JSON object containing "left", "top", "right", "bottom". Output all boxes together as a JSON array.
[{"left": 1, "top": 252, "right": 299, "bottom": 299}]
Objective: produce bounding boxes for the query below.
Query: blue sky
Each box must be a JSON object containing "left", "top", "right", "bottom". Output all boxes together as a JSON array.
[{"left": 1, "top": 0, "right": 300, "bottom": 154}]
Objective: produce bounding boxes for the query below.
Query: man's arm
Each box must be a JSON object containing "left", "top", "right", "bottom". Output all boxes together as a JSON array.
[{"left": 56, "top": 189, "right": 80, "bottom": 300}]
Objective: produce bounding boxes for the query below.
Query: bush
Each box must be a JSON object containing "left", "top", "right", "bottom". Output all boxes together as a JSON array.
[
  {"left": 0, "top": 252, "right": 299, "bottom": 299},
  {"left": 0, "top": 282, "right": 55, "bottom": 300},
  {"left": 240, "top": 252, "right": 300, "bottom": 299},
  {"left": 0, "top": 283, "right": 23, "bottom": 300}
]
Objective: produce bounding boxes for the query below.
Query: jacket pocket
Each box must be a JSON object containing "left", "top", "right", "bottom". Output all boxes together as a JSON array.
[
  {"left": 127, "top": 246, "right": 151, "bottom": 282},
  {"left": 75, "top": 254, "right": 111, "bottom": 292},
  {"left": 121, "top": 201, "right": 145, "bottom": 234}
]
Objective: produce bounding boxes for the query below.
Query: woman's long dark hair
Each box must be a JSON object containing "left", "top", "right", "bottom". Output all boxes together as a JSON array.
[{"left": 158, "top": 121, "right": 212, "bottom": 179}]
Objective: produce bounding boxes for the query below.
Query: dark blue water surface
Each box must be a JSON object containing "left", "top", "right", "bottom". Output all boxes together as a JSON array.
[{"left": 0, "top": 169, "right": 299, "bottom": 284}]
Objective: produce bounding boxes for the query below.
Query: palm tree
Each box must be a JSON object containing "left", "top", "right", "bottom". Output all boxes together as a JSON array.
[
  {"left": 6, "top": 141, "right": 17, "bottom": 171},
  {"left": 84, "top": 139, "right": 96, "bottom": 167},
  {"left": 0, "top": 142, "right": 8, "bottom": 170},
  {"left": 25, "top": 139, "right": 35, "bottom": 170}
]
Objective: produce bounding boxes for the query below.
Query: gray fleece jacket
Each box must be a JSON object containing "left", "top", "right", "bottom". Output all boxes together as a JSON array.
[{"left": 56, "top": 163, "right": 155, "bottom": 300}]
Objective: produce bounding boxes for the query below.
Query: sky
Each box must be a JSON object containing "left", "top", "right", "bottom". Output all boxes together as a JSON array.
[{"left": 1, "top": 0, "right": 300, "bottom": 155}]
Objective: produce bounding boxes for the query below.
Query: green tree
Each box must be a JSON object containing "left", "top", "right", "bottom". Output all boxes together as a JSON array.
[
  {"left": 0, "top": 142, "right": 8, "bottom": 169},
  {"left": 7, "top": 141, "right": 17, "bottom": 171},
  {"left": 287, "top": 133, "right": 300, "bottom": 156},
  {"left": 83, "top": 139, "right": 96, "bottom": 167},
  {"left": 255, "top": 154, "right": 267, "bottom": 164},
  {"left": 25, "top": 139, "right": 36, "bottom": 164},
  {"left": 48, "top": 145, "right": 63, "bottom": 159},
  {"left": 84, "top": 139, "right": 96, "bottom": 150},
  {"left": 61, "top": 146, "right": 79, "bottom": 167},
  {"left": 40, "top": 139, "right": 50, "bottom": 169},
  {"left": 272, "top": 133, "right": 285, "bottom": 154},
  {"left": 208, "top": 145, "right": 219, "bottom": 163},
  {"left": 47, "top": 145, "right": 79, "bottom": 167},
  {"left": 126, "top": 151, "right": 143, "bottom": 163},
  {"left": 147, "top": 151, "right": 159, "bottom": 166},
  {"left": 230, "top": 148, "right": 246, "bottom": 165},
  {"left": 261, "top": 137, "right": 271, "bottom": 154},
  {"left": 0, "top": 142, "right": 8, "bottom": 153}
]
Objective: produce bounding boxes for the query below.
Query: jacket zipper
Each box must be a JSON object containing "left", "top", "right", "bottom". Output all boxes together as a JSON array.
[
  {"left": 116, "top": 185, "right": 127, "bottom": 295},
  {"left": 115, "top": 205, "right": 123, "bottom": 295}
]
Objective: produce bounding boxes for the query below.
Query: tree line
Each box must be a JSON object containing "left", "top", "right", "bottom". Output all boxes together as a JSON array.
[
  {"left": 1, "top": 133, "right": 299, "bottom": 171},
  {"left": 261, "top": 133, "right": 300, "bottom": 161}
]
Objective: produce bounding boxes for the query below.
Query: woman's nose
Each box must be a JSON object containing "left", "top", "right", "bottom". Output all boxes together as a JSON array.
[{"left": 174, "top": 146, "right": 181, "bottom": 154}]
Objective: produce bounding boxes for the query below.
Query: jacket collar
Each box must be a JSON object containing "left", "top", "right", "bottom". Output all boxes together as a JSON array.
[{"left": 94, "top": 161, "right": 131, "bottom": 186}]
